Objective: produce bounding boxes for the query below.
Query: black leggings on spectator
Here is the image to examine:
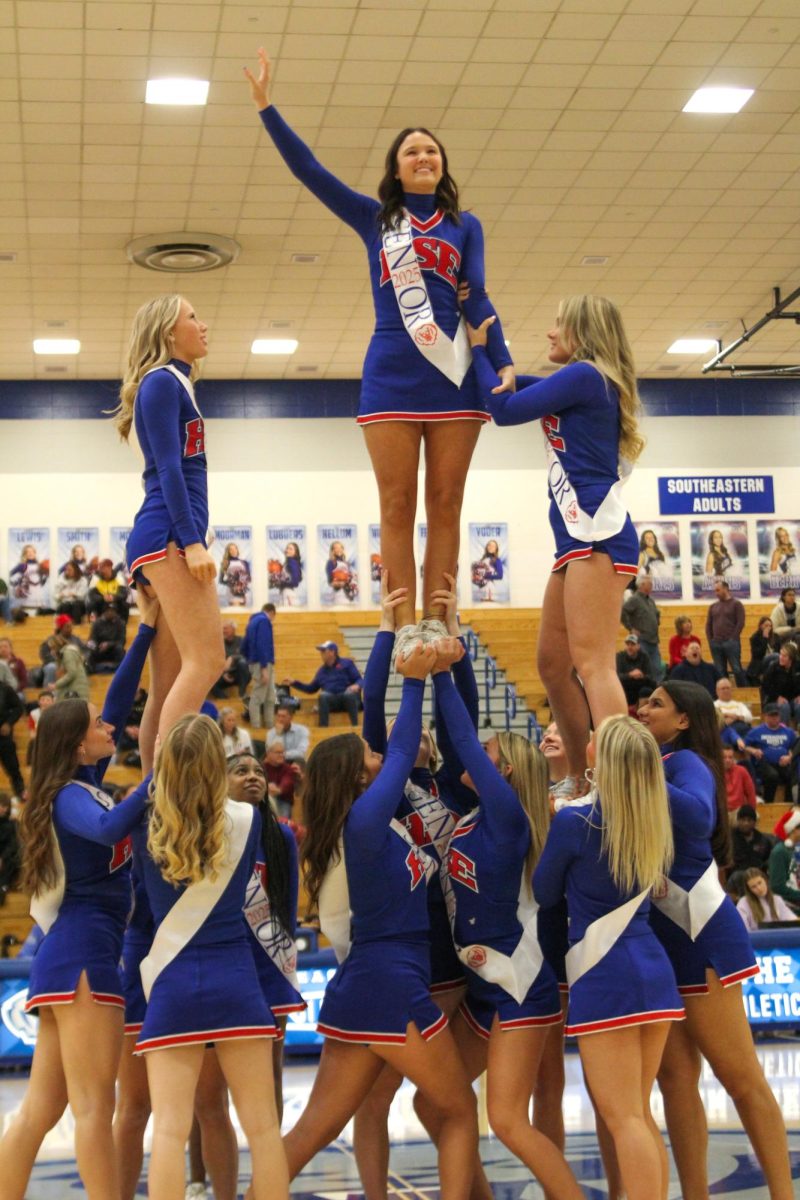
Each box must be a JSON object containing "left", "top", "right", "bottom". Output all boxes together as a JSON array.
[
  {"left": 756, "top": 761, "right": 794, "bottom": 804},
  {"left": 0, "top": 733, "right": 24, "bottom": 795}
]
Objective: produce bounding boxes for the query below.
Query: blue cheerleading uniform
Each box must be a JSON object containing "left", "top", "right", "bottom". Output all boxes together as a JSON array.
[
  {"left": 259, "top": 105, "right": 512, "bottom": 422},
  {"left": 534, "top": 799, "right": 684, "bottom": 1037},
  {"left": 120, "top": 867, "right": 154, "bottom": 1036},
  {"left": 25, "top": 623, "right": 156, "bottom": 1014},
  {"left": 247, "top": 815, "right": 305, "bottom": 1017},
  {"left": 650, "top": 749, "right": 758, "bottom": 994},
  {"left": 126, "top": 358, "right": 208, "bottom": 583},
  {"left": 473, "top": 352, "right": 639, "bottom": 575},
  {"left": 317, "top": 678, "right": 447, "bottom": 1045},
  {"left": 434, "top": 671, "right": 561, "bottom": 1038},
  {"left": 133, "top": 804, "right": 276, "bottom": 1053}
]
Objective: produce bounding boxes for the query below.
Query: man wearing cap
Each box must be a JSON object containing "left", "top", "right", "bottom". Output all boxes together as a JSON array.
[
  {"left": 285, "top": 641, "right": 363, "bottom": 727},
  {"left": 669, "top": 640, "right": 721, "bottom": 699},
  {"left": 241, "top": 602, "right": 277, "bottom": 730},
  {"left": 621, "top": 575, "right": 663, "bottom": 682},
  {"left": 744, "top": 704, "right": 798, "bottom": 804},
  {"left": 615, "top": 634, "right": 658, "bottom": 707},
  {"left": 31, "top": 614, "right": 87, "bottom": 688}
]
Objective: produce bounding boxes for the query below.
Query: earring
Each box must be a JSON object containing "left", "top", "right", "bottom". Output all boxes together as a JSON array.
[{"left": 583, "top": 766, "right": 595, "bottom": 786}]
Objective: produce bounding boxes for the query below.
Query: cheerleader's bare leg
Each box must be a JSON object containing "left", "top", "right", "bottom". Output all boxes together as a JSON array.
[
  {"left": 0, "top": 1008, "right": 68, "bottom": 1200},
  {"left": 363, "top": 422, "right": 423, "bottom": 630},
  {"left": 656, "top": 1020, "right": 708, "bottom": 1199},
  {"left": 215, "top": 1038, "right": 288, "bottom": 1200},
  {"left": 194, "top": 1047, "right": 238, "bottom": 1200},
  {"left": 137, "top": 602, "right": 181, "bottom": 773},
  {"left": 146, "top": 1043, "right": 206, "bottom": 1199},
  {"left": 537, "top": 570, "right": 593, "bottom": 779},
  {"left": 531, "top": 1000, "right": 568, "bottom": 1200},
  {"left": 352, "top": 1064, "right": 403, "bottom": 1200},
  {"left": 422, "top": 421, "right": 482, "bottom": 617},
  {"left": 114, "top": 1034, "right": 151, "bottom": 1200}
]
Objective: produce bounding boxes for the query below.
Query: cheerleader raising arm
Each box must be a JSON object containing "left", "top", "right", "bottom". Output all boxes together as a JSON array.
[{"left": 361, "top": 571, "right": 409, "bottom": 755}]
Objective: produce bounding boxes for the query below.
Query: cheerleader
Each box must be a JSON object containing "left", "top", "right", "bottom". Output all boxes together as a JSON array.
[
  {"left": 245, "top": 49, "right": 513, "bottom": 656},
  {"left": 638, "top": 681, "right": 793, "bottom": 1200},
  {"left": 468, "top": 296, "right": 643, "bottom": 800},
  {"left": 219, "top": 541, "right": 252, "bottom": 606},
  {"left": 131, "top": 714, "right": 288, "bottom": 1200},
  {"left": 281, "top": 643, "right": 478, "bottom": 1200},
  {"left": 534, "top": 716, "right": 683, "bottom": 1200},
  {"left": 111, "top": 294, "right": 223, "bottom": 764},
  {"left": 637, "top": 528, "right": 666, "bottom": 576},
  {"left": 705, "top": 528, "right": 733, "bottom": 577},
  {"left": 770, "top": 526, "right": 797, "bottom": 576},
  {"left": 0, "top": 601, "right": 158, "bottom": 1200}
]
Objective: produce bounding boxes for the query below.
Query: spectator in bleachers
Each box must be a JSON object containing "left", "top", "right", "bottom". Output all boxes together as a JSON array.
[
  {"left": 0, "top": 680, "right": 25, "bottom": 799},
  {"left": 27, "top": 614, "right": 83, "bottom": 688},
  {"left": 736, "top": 867, "right": 798, "bottom": 931},
  {"left": 747, "top": 615, "right": 780, "bottom": 684},
  {"left": 52, "top": 560, "right": 89, "bottom": 625},
  {"left": 767, "top": 811, "right": 800, "bottom": 913},
  {"left": 0, "top": 638, "right": 27, "bottom": 697},
  {"left": 714, "top": 677, "right": 753, "bottom": 738},
  {"left": 218, "top": 706, "right": 253, "bottom": 757},
  {"left": 212, "top": 620, "right": 250, "bottom": 699},
  {"left": 744, "top": 704, "right": 798, "bottom": 804},
  {"left": 620, "top": 574, "right": 663, "bottom": 681},
  {"left": 285, "top": 640, "right": 363, "bottom": 727},
  {"left": 51, "top": 632, "right": 89, "bottom": 701},
  {"left": 0, "top": 578, "right": 10, "bottom": 625},
  {"left": 266, "top": 704, "right": 310, "bottom": 763},
  {"left": 706, "top": 578, "right": 747, "bottom": 686},
  {"left": 667, "top": 615, "right": 701, "bottom": 673},
  {"left": 87, "top": 558, "right": 130, "bottom": 621},
  {"left": 669, "top": 640, "right": 720, "bottom": 698},
  {"left": 731, "top": 804, "right": 773, "bottom": 874},
  {"left": 0, "top": 791, "right": 20, "bottom": 900},
  {"left": 769, "top": 587, "right": 799, "bottom": 646},
  {"left": 760, "top": 642, "right": 800, "bottom": 726},
  {"left": 723, "top": 746, "right": 757, "bottom": 813},
  {"left": 262, "top": 739, "right": 295, "bottom": 818},
  {"left": 615, "top": 633, "right": 657, "bottom": 708},
  {"left": 85, "top": 600, "right": 126, "bottom": 673},
  {"left": 241, "top": 602, "right": 276, "bottom": 730}
]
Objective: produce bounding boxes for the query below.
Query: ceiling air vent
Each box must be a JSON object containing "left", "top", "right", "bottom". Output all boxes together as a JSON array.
[
  {"left": 269, "top": 320, "right": 293, "bottom": 329},
  {"left": 44, "top": 366, "right": 67, "bottom": 373},
  {"left": 126, "top": 232, "right": 240, "bottom": 273},
  {"left": 580, "top": 255, "right": 609, "bottom": 266},
  {"left": 296, "top": 365, "right": 318, "bottom": 373},
  {"left": 291, "top": 253, "right": 320, "bottom": 264},
  {"left": 0, "top": 252, "right": 16, "bottom": 263}
]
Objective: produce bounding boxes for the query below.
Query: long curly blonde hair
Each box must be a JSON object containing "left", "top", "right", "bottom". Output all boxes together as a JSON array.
[
  {"left": 558, "top": 294, "right": 645, "bottom": 465},
  {"left": 494, "top": 731, "right": 550, "bottom": 893},
  {"left": 148, "top": 714, "right": 229, "bottom": 886},
  {"left": 111, "top": 294, "right": 196, "bottom": 441}
]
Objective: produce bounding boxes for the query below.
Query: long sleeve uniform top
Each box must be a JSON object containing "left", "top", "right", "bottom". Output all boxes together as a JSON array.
[
  {"left": 240, "top": 611, "right": 275, "bottom": 668},
  {"left": 660, "top": 750, "right": 719, "bottom": 892}
]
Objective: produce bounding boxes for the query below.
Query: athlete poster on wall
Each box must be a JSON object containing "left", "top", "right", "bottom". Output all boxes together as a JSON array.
[
  {"left": 633, "top": 521, "right": 682, "bottom": 600},
  {"left": 319, "top": 524, "right": 359, "bottom": 606},
  {"left": 690, "top": 520, "right": 750, "bottom": 599},
  {"left": 56, "top": 528, "right": 100, "bottom": 584},
  {"left": 267, "top": 526, "right": 307, "bottom": 608},
  {"left": 211, "top": 526, "right": 252, "bottom": 609},
  {"left": 369, "top": 524, "right": 381, "bottom": 604},
  {"left": 756, "top": 521, "right": 800, "bottom": 596},
  {"left": 469, "top": 523, "right": 509, "bottom": 604},
  {"left": 7, "top": 528, "right": 51, "bottom": 610},
  {"left": 109, "top": 527, "right": 137, "bottom": 607}
]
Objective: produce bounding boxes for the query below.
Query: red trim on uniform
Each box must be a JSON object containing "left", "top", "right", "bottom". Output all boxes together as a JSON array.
[
  {"left": 678, "top": 983, "right": 710, "bottom": 996},
  {"left": 270, "top": 1001, "right": 308, "bottom": 1015},
  {"left": 356, "top": 410, "right": 491, "bottom": 426},
  {"left": 25, "top": 990, "right": 125, "bottom": 1012},
  {"left": 430, "top": 977, "right": 466, "bottom": 997},
  {"left": 500, "top": 1011, "right": 563, "bottom": 1032},
  {"left": 566, "top": 1007, "right": 685, "bottom": 1037},
  {"left": 614, "top": 562, "right": 640, "bottom": 576},
  {"left": 552, "top": 548, "right": 638, "bottom": 577},
  {"left": 419, "top": 1010, "right": 449, "bottom": 1041},
  {"left": 317, "top": 1021, "right": 407, "bottom": 1045},
  {"left": 135, "top": 1024, "right": 277, "bottom": 1054},
  {"left": 558, "top": 982, "right": 570, "bottom": 995},
  {"left": 408, "top": 208, "right": 444, "bottom": 234},
  {"left": 719, "top": 964, "right": 760, "bottom": 988},
  {"left": 128, "top": 546, "right": 186, "bottom": 578},
  {"left": 124, "top": 1022, "right": 144, "bottom": 1037},
  {"left": 459, "top": 1002, "right": 490, "bottom": 1040}
]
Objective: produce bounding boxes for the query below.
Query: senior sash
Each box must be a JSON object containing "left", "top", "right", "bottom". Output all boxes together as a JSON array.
[
  {"left": 566, "top": 888, "right": 649, "bottom": 986},
  {"left": 30, "top": 781, "right": 116, "bottom": 935},
  {"left": 382, "top": 215, "right": 471, "bottom": 387},
  {"left": 139, "top": 800, "right": 252, "bottom": 1000},
  {"left": 402, "top": 779, "right": 456, "bottom": 864},
  {"left": 650, "top": 860, "right": 726, "bottom": 940},
  {"left": 243, "top": 870, "right": 299, "bottom": 988},
  {"left": 544, "top": 425, "right": 631, "bottom": 544}
]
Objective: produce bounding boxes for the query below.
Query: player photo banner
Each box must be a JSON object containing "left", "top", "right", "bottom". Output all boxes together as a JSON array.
[
  {"left": 756, "top": 521, "right": 800, "bottom": 597},
  {"left": 691, "top": 520, "right": 750, "bottom": 599},
  {"left": 8, "top": 527, "right": 51, "bottom": 610},
  {"left": 633, "top": 522, "right": 682, "bottom": 600},
  {"left": 57, "top": 527, "right": 100, "bottom": 585},
  {"left": 211, "top": 526, "right": 253, "bottom": 609},
  {"left": 319, "top": 525, "right": 359, "bottom": 607},
  {"left": 470, "top": 523, "right": 509, "bottom": 604},
  {"left": 109, "top": 527, "right": 132, "bottom": 574},
  {"left": 369, "top": 524, "right": 381, "bottom": 604},
  {"left": 268, "top": 526, "right": 307, "bottom": 608}
]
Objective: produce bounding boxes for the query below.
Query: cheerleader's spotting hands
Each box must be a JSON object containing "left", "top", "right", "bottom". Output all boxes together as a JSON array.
[{"left": 459, "top": 283, "right": 511, "bottom": 395}]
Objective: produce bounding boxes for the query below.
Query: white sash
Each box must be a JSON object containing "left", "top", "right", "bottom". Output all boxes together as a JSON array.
[
  {"left": 382, "top": 214, "right": 471, "bottom": 387},
  {"left": 30, "top": 781, "right": 114, "bottom": 935},
  {"left": 651, "top": 860, "right": 725, "bottom": 940},
  {"left": 566, "top": 888, "right": 649, "bottom": 986},
  {"left": 402, "top": 780, "right": 456, "bottom": 864},
  {"left": 243, "top": 869, "right": 300, "bottom": 990},
  {"left": 441, "top": 810, "right": 543, "bottom": 1004},
  {"left": 544, "top": 426, "right": 631, "bottom": 544},
  {"left": 139, "top": 800, "right": 252, "bottom": 1000}
]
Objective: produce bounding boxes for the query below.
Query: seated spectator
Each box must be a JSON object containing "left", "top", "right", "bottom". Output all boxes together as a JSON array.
[
  {"left": 87, "top": 558, "right": 130, "bottom": 621},
  {"left": 52, "top": 560, "right": 89, "bottom": 625},
  {"left": 266, "top": 703, "right": 310, "bottom": 763},
  {"left": 212, "top": 620, "right": 250, "bottom": 699},
  {"left": 26, "top": 690, "right": 55, "bottom": 764},
  {"left": 115, "top": 686, "right": 147, "bottom": 767},
  {"left": 0, "top": 638, "right": 27, "bottom": 697},
  {"left": 747, "top": 616, "right": 780, "bottom": 684},
  {"left": 262, "top": 739, "right": 295, "bottom": 819},
  {"left": 744, "top": 705, "right": 798, "bottom": 804},
  {"left": 616, "top": 634, "right": 657, "bottom": 708},
  {"left": 730, "top": 804, "right": 773, "bottom": 872},
  {"left": 0, "top": 680, "right": 25, "bottom": 798},
  {"left": 714, "top": 677, "right": 753, "bottom": 737},
  {"left": 769, "top": 587, "right": 799, "bottom": 646},
  {"left": 667, "top": 615, "right": 701, "bottom": 673},
  {"left": 0, "top": 791, "right": 20, "bottom": 900},
  {"left": 86, "top": 600, "right": 126, "bottom": 673},
  {"left": 736, "top": 867, "right": 798, "bottom": 931},
  {"left": 773, "top": 804, "right": 800, "bottom": 841},
  {"left": 284, "top": 640, "right": 363, "bottom": 727},
  {"left": 669, "top": 640, "right": 721, "bottom": 698},
  {"left": 723, "top": 746, "right": 757, "bottom": 813},
  {"left": 218, "top": 707, "right": 253, "bottom": 757},
  {"left": 767, "top": 811, "right": 800, "bottom": 913},
  {"left": 28, "top": 615, "right": 87, "bottom": 689},
  {"left": 760, "top": 642, "right": 800, "bottom": 727},
  {"left": 0, "top": 578, "right": 9, "bottom": 625},
  {"left": 51, "top": 632, "right": 90, "bottom": 701}
]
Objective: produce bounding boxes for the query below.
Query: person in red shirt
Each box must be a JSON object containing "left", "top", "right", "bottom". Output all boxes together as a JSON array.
[
  {"left": 667, "top": 615, "right": 701, "bottom": 673},
  {"left": 262, "top": 739, "right": 295, "bottom": 819},
  {"left": 723, "top": 745, "right": 757, "bottom": 812}
]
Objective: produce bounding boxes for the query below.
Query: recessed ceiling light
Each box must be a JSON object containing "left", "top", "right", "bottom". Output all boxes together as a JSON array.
[
  {"left": 251, "top": 339, "right": 298, "bottom": 355},
  {"left": 145, "top": 78, "right": 209, "bottom": 106},
  {"left": 667, "top": 338, "right": 718, "bottom": 355},
  {"left": 683, "top": 87, "right": 753, "bottom": 114},
  {"left": 33, "top": 338, "right": 80, "bottom": 355}
]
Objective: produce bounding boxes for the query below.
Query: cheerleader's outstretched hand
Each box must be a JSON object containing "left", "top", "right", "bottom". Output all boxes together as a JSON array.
[
  {"left": 379, "top": 569, "right": 409, "bottom": 634},
  {"left": 244, "top": 46, "right": 272, "bottom": 109},
  {"left": 184, "top": 543, "right": 217, "bottom": 584},
  {"left": 396, "top": 643, "right": 436, "bottom": 681}
]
